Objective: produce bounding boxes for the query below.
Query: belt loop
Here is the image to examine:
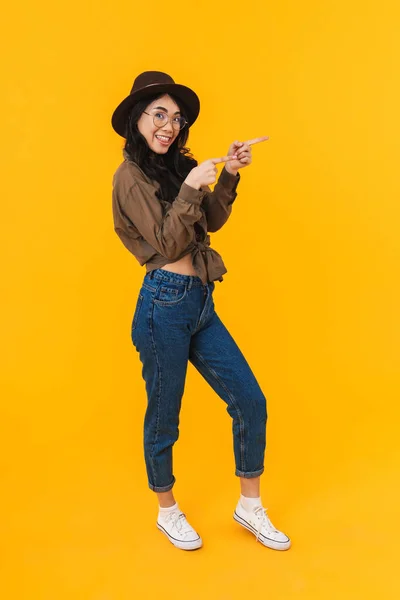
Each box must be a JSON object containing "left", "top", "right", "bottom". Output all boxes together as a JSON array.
[
  {"left": 149, "top": 270, "right": 154, "bottom": 280},
  {"left": 188, "top": 277, "right": 192, "bottom": 291}
]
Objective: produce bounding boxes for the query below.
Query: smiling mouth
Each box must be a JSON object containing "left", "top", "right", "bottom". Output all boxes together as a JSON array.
[{"left": 155, "top": 135, "right": 172, "bottom": 145}]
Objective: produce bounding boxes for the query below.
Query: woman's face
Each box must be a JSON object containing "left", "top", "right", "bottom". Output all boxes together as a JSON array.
[{"left": 137, "top": 94, "right": 181, "bottom": 154}]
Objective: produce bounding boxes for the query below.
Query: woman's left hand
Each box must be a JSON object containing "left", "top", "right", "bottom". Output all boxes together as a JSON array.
[{"left": 225, "top": 136, "right": 269, "bottom": 175}]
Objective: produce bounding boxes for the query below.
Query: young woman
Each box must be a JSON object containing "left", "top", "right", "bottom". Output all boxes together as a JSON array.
[{"left": 111, "top": 71, "right": 291, "bottom": 551}]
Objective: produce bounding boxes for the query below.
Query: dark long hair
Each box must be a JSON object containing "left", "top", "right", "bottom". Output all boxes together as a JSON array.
[{"left": 123, "top": 93, "right": 198, "bottom": 203}]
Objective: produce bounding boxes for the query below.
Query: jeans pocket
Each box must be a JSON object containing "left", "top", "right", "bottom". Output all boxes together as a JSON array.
[
  {"left": 131, "top": 293, "right": 144, "bottom": 331},
  {"left": 153, "top": 283, "right": 187, "bottom": 306}
]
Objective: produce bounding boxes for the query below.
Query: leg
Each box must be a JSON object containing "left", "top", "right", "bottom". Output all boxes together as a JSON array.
[
  {"left": 133, "top": 289, "right": 191, "bottom": 494},
  {"left": 189, "top": 311, "right": 267, "bottom": 479},
  {"left": 132, "top": 272, "right": 206, "bottom": 551},
  {"left": 189, "top": 310, "right": 290, "bottom": 550}
]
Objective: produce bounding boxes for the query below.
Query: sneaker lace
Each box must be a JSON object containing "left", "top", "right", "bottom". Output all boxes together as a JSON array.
[
  {"left": 165, "top": 511, "right": 192, "bottom": 535},
  {"left": 254, "top": 506, "right": 279, "bottom": 543}
]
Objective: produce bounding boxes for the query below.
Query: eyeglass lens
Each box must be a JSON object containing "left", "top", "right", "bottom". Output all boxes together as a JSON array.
[{"left": 153, "top": 113, "right": 186, "bottom": 130}]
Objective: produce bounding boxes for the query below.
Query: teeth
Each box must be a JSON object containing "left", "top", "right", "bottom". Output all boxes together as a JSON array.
[{"left": 156, "top": 135, "right": 171, "bottom": 142}]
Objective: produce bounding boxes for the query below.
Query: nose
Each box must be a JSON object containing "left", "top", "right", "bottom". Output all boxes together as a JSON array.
[{"left": 161, "top": 118, "right": 174, "bottom": 134}]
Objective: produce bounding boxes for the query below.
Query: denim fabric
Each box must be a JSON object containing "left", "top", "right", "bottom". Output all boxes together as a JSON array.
[{"left": 131, "top": 269, "right": 267, "bottom": 492}]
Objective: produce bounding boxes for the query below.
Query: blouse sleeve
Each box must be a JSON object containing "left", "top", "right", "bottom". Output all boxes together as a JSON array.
[
  {"left": 113, "top": 169, "right": 203, "bottom": 261},
  {"left": 201, "top": 166, "right": 240, "bottom": 233}
]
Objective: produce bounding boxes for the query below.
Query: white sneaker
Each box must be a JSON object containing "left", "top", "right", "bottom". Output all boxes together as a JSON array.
[
  {"left": 234, "top": 501, "right": 291, "bottom": 550},
  {"left": 157, "top": 510, "right": 203, "bottom": 550}
]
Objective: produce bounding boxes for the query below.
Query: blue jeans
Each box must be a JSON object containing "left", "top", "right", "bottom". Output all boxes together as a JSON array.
[{"left": 131, "top": 269, "right": 267, "bottom": 492}]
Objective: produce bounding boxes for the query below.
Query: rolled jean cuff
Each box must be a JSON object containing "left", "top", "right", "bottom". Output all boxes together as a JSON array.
[
  {"left": 235, "top": 467, "right": 264, "bottom": 478},
  {"left": 148, "top": 477, "right": 175, "bottom": 493}
]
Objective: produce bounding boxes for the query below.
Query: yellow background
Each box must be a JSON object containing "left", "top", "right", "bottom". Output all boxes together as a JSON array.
[{"left": 1, "top": 0, "right": 400, "bottom": 598}]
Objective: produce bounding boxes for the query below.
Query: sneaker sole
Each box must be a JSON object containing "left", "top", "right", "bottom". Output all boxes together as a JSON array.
[
  {"left": 233, "top": 511, "right": 291, "bottom": 551},
  {"left": 156, "top": 522, "right": 203, "bottom": 550}
]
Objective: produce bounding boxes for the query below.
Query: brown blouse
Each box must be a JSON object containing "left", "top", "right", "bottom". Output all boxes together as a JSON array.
[{"left": 112, "top": 157, "right": 240, "bottom": 283}]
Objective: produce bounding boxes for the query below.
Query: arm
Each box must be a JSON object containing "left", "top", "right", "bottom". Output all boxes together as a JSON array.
[
  {"left": 113, "top": 173, "right": 203, "bottom": 261},
  {"left": 201, "top": 166, "right": 240, "bottom": 233}
]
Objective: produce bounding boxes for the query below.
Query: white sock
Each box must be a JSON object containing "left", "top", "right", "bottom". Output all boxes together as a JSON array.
[
  {"left": 158, "top": 502, "right": 180, "bottom": 520},
  {"left": 240, "top": 494, "right": 262, "bottom": 512}
]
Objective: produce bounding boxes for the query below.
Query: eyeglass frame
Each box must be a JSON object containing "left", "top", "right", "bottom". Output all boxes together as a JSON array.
[{"left": 142, "top": 110, "right": 188, "bottom": 131}]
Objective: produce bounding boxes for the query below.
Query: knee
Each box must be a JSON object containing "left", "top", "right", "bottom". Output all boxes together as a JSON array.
[
  {"left": 239, "top": 390, "right": 267, "bottom": 424},
  {"left": 256, "top": 392, "right": 267, "bottom": 422},
  {"left": 144, "top": 423, "right": 180, "bottom": 452}
]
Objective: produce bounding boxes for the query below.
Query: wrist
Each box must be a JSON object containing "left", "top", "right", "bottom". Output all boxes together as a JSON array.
[
  {"left": 184, "top": 175, "right": 201, "bottom": 190},
  {"left": 225, "top": 164, "right": 238, "bottom": 176}
]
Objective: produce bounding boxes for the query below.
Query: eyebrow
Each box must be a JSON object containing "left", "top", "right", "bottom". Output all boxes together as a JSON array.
[{"left": 152, "top": 106, "right": 181, "bottom": 115}]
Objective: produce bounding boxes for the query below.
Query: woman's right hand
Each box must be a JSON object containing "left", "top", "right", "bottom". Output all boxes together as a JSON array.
[{"left": 184, "top": 155, "right": 237, "bottom": 190}]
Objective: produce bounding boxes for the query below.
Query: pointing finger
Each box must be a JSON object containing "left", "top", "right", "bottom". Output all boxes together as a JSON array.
[
  {"left": 211, "top": 155, "right": 238, "bottom": 165},
  {"left": 244, "top": 136, "right": 269, "bottom": 146}
]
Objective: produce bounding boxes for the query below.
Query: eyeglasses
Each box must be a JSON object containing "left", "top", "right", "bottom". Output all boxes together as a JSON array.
[{"left": 143, "top": 111, "right": 188, "bottom": 131}]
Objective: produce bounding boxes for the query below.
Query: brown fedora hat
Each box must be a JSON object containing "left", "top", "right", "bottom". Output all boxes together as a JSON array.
[{"left": 111, "top": 71, "right": 200, "bottom": 138}]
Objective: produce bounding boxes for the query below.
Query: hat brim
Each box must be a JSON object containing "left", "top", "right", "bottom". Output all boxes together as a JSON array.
[{"left": 111, "top": 83, "right": 200, "bottom": 138}]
